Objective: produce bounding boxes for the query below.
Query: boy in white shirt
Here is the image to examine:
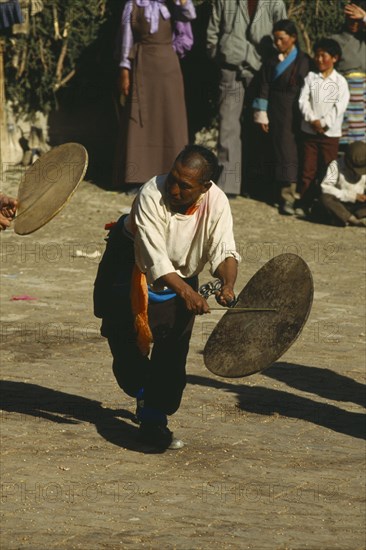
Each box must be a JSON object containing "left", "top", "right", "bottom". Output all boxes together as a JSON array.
[
  {"left": 320, "top": 141, "right": 366, "bottom": 226},
  {"left": 298, "top": 38, "right": 350, "bottom": 212}
]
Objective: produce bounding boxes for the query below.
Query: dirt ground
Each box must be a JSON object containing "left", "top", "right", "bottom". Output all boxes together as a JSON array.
[{"left": 0, "top": 168, "right": 365, "bottom": 550}]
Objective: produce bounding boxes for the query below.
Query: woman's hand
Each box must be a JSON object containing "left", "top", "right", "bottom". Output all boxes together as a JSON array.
[
  {"left": 345, "top": 3, "right": 366, "bottom": 20},
  {"left": 260, "top": 123, "right": 269, "bottom": 133},
  {"left": 118, "top": 68, "right": 130, "bottom": 97}
]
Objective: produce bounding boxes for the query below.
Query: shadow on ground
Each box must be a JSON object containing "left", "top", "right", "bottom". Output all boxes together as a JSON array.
[
  {"left": 263, "top": 362, "right": 366, "bottom": 407},
  {"left": 187, "top": 362, "right": 366, "bottom": 440},
  {"left": 0, "top": 380, "right": 165, "bottom": 454},
  {"left": 2, "top": 362, "right": 364, "bottom": 448}
]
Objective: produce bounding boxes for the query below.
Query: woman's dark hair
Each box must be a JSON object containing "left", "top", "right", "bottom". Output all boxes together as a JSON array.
[
  {"left": 313, "top": 38, "right": 342, "bottom": 60},
  {"left": 175, "top": 145, "right": 219, "bottom": 183},
  {"left": 272, "top": 19, "right": 298, "bottom": 40}
]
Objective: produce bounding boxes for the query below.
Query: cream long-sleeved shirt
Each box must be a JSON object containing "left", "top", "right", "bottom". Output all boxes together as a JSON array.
[
  {"left": 299, "top": 69, "right": 350, "bottom": 137},
  {"left": 124, "top": 175, "right": 241, "bottom": 288},
  {"left": 321, "top": 158, "right": 366, "bottom": 203}
]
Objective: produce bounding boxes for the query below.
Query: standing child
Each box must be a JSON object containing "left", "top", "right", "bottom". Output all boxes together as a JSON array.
[
  {"left": 253, "top": 19, "right": 311, "bottom": 214},
  {"left": 298, "top": 38, "right": 350, "bottom": 212}
]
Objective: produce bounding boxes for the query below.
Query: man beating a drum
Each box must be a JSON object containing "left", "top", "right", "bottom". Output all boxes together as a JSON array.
[{"left": 94, "top": 145, "right": 241, "bottom": 451}]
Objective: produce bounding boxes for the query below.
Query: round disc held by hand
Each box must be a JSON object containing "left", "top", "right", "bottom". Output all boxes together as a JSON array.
[
  {"left": 14, "top": 143, "right": 88, "bottom": 235},
  {"left": 203, "top": 253, "right": 314, "bottom": 378}
]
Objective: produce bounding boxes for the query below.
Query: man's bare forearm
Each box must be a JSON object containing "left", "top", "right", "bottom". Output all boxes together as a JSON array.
[
  {"left": 214, "top": 257, "right": 238, "bottom": 289},
  {"left": 156, "top": 272, "right": 210, "bottom": 315}
]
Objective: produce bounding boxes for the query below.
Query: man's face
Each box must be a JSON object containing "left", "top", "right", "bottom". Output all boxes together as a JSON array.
[{"left": 165, "top": 161, "right": 211, "bottom": 212}]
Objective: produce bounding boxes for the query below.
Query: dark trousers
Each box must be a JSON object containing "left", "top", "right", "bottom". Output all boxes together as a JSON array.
[
  {"left": 94, "top": 217, "right": 197, "bottom": 416},
  {"left": 103, "top": 289, "right": 196, "bottom": 416},
  {"left": 321, "top": 193, "right": 366, "bottom": 225},
  {"left": 301, "top": 133, "right": 339, "bottom": 206}
]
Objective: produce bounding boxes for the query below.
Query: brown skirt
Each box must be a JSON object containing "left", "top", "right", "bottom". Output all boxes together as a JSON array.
[{"left": 113, "top": 41, "right": 188, "bottom": 186}]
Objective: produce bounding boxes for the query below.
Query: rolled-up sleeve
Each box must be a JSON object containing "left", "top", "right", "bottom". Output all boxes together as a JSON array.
[
  {"left": 207, "top": 202, "right": 241, "bottom": 276},
  {"left": 253, "top": 59, "right": 271, "bottom": 124}
]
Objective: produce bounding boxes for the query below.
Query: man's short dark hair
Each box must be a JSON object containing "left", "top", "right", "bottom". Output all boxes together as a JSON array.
[
  {"left": 313, "top": 38, "right": 342, "bottom": 61},
  {"left": 175, "top": 145, "right": 219, "bottom": 183}
]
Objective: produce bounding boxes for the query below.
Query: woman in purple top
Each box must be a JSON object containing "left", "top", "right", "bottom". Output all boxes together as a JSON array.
[{"left": 113, "top": 0, "right": 196, "bottom": 189}]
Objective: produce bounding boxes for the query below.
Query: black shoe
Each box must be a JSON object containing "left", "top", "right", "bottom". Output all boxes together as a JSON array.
[
  {"left": 347, "top": 215, "right": 366, "bottom": 227},
  {"left": 294, "top": 207, "right": 307, "bottom": 218},
  {"left": 279, "top": 201, "right": 295, "bottom": 215},
  {"left": 138, "top": 423, "right": 184, "bottom": 450}
]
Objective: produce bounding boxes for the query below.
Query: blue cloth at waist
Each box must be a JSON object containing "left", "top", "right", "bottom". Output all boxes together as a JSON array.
[{"left": 148, "top": 288, "right": 176, "bottom": 303}]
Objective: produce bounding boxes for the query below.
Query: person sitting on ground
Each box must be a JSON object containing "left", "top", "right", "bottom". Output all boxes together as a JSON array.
[
  {"left": 94, "top": 145, "right": 241, "bottom": 451},
  {"left": 298, "top": 38, "right": 350, "bottom": 215},
  {"left": 319, "top": 141, "right": 366, "bottom": 227},
  {"left": 0, "top": 193, "right": 18, "bottom": 230}
]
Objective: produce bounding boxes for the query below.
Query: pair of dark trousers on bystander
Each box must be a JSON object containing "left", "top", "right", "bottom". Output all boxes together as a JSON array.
[
  {"left": 300, "top": 133, "right": 340, "bottom": 208},
  {"left": 321, "top": 194, "right": 366, "bottom": 226}
]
